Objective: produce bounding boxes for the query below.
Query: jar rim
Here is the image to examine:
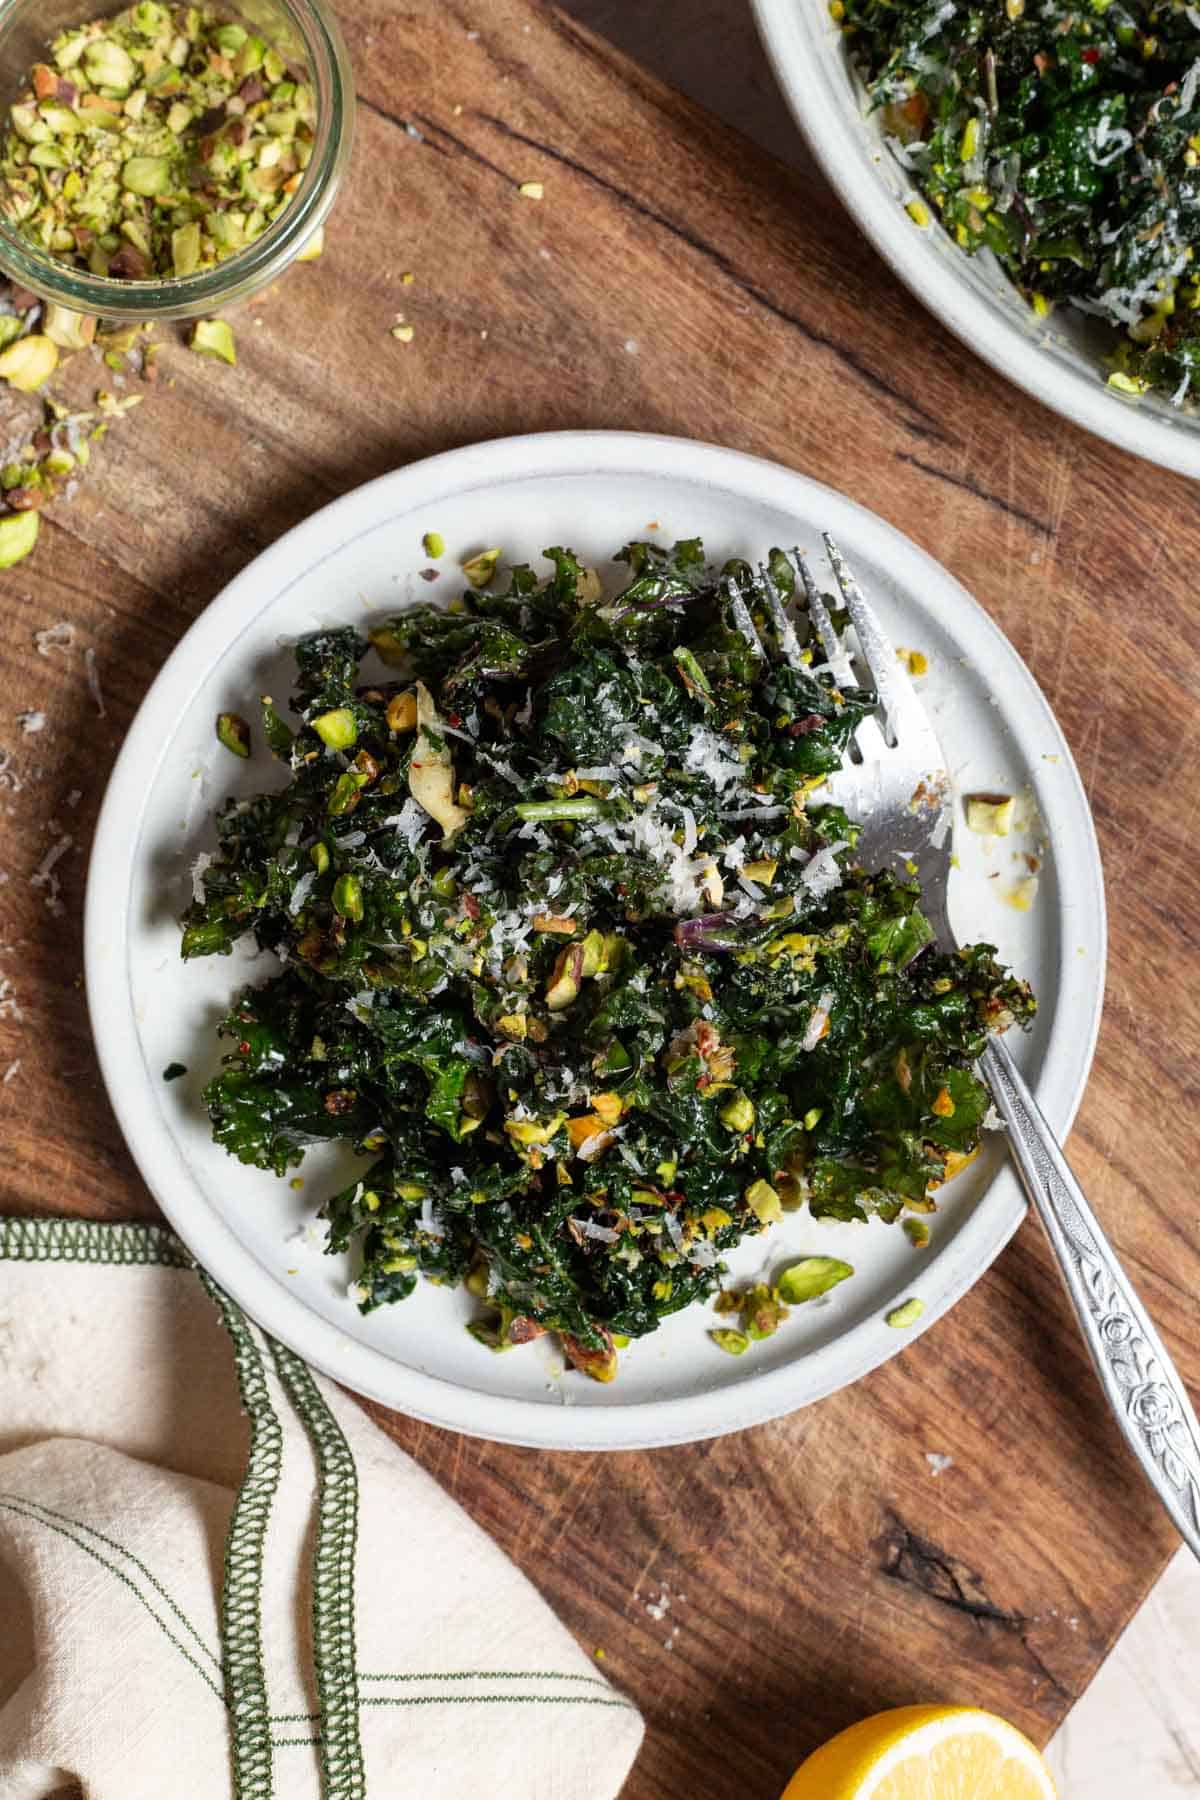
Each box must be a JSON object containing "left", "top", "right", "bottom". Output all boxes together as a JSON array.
[{"left": 0, "top": 0, "right": 355, "bottom": 319}]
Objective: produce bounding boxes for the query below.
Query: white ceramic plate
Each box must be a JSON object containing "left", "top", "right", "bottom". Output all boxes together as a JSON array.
[
  {"left": 86, "top": 432, "right": 1105, "bottom": 1450},
  {"left": 751, "top": 0, "right": 1200, "bottom": 478}
]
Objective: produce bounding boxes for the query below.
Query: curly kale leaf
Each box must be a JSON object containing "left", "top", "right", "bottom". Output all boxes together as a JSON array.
[{"left": 291, "top": 628, "right": 368, "bottom": 712}]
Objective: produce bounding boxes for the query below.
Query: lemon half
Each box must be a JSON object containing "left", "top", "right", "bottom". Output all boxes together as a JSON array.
[{"left": 781, "top": 1704, "right": 1057, "bottom": 1799}]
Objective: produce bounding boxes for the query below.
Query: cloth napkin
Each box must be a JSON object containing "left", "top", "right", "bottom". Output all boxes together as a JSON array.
[{"left": 0, "top": 1216, "right": 644, "bottom": 1800}]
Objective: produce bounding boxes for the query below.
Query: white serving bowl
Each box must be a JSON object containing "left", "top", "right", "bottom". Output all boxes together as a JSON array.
[{"left": 752, "top": 0, "right": 1200, "bottom": 478}]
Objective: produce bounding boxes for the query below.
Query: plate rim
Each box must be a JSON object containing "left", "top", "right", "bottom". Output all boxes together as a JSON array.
[
  {"left": 749, "top": 0, "right": 1200, "bottom": 480},
  {"left": 84, "top": 428, "right": 1107, "bottom": 1450}
]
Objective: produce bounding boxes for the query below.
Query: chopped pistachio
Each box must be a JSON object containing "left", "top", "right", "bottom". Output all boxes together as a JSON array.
[
  {"left": 327, "top": 769, "right": 368, "bottom": 816},
  {"left": 296, "top": 224, "right": 324, "bottom": 262},
  {"left": 369, "top": 623, "right": 408, "bottom": 665},
  {"left": 122, "top": 154, "right": 173, "bottom": 195},
  {"left": 461, "top": 546, "right": 502, "bottom": 588},
  {"left": 532, "top": 913, "right": 577, "bottom": 935},
  {"left": 0, "top": 6, "right": 315, "bottom": 282},
  {"left": 96, "top": 322, "right": 142, "bottom": 354},
  {"left": 503, "top": 1112, "right": 565, "bottom": 1147},
  {"left": 545, "top": 944, "right": 583, "bottom": 1011},
  {"left": 718, "top": 1091, "right": 755, "bottom": 1134},
  {"left": 385, "top": 690, "right": 417, "bottom": 733},
  {"left": 422, "top": 529, "right": 445, "bottom": 559},
  {"left": 216, "top": 710, "right": 251, "bottom": 757},
  {"left": 84, "top": 36, "right": 136, "bottom": 91},
  {"left": 673, "top": 644, "right": 713, "bottom": 702},
  {"left": 517, "top": 179, "right": 544, "bottom": 199},
  {"left": 311, "top": 706, "right": 358, "bottom": 750},
  {"left": 741, "top": 1283, "right": 789, "bottom": 1340},
  {"left": 562, "top": 1332, "right": 618, "bottom": 1382},
  {"left": 903, "top": 1217, "right": 931, "bottom": 1249},
  {"left": 0, "top": 510, "right": 39, "bottom": 569},
  {"left": 775, "top": 1256, "right": 855, "bottom": 1304},
  {"left": 172, "top": 221, "right": 201, "bottom": 277},
  {"left": 1004, "top": 875, "right": 1039, "bottom": 912},
  {"left": 467, "top": 1308, "right": 516, "bottom": 1352},
  {"left": 885, "top": 1297, "right": 926, "bottom": 1329},
  {"left": 905, "top": 198, "right": 931, "bottom": 227},
  {"left": 390, "top": 323, "right": 414, "bottom": 343},
  {"left": 190, "top": 319, "right": 236, "bottom": 365},
  {"left": 0, "top": 335, "right": 58, "bottom": 392},
  {"left": 710, "top": 1327, "right": 749, "bottom": 1356},
  {"left": 741, "top": 858, "right": 777, "bottom": 884},
  {"left": 744, "top": 1178, "right": 783, "bottom": 1224},
  {"left": 332, "top": 872, "right": 363, "bottom": 921},
  {"left": 43, "top": 305, "right": 97, "bottom": 351},
  {"left": 965, "top": 792, "right": 1015, "bottom": 836},
  {"left": 578, "top": 927, "right": 606, "bottom": 977}
]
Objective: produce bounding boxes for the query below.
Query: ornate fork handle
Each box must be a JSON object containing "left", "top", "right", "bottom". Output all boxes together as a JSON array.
[{"left": 982, "top": 1035, "right": 1200, "bottom": 1557}]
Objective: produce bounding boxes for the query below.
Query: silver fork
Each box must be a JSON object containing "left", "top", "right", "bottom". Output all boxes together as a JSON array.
[{"left": 731, "top": 539, "right": 1200, "bottom": 1560}]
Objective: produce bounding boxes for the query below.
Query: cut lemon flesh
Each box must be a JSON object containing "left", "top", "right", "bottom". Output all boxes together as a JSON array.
[{"left": 782, "top": 1704, "right": 1057, "bottom": 1800}]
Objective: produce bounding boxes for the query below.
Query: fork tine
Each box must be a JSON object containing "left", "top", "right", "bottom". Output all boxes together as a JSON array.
[
  {"left": 723, "top": 570, "right": 766, "bottom": 658},
  {"left": 757, "top": 560, "right": 804, "bottom": 670},
  {"left": 794, "top": 551, "right": 857, "bottom": 689},
  {"left": 822, "top": 532, "right": 918, "bottom": 745}
]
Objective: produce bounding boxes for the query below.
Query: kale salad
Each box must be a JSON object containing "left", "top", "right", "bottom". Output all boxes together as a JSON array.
[
  {"left": 841, "top": 0, "right": 1200, "bottom": 401},
  {"left": 181, "top": 540, "right": 1034, "bottom": 1381}
]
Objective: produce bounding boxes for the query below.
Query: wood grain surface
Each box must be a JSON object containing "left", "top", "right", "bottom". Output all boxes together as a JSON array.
[{"left": 1, "top": 3, "right": 1197, "bottom": 1795}]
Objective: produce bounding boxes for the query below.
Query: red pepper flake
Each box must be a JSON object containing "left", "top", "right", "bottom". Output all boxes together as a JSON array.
[
  {"left": 446, "top": 711, "right": 463, "bottom": 728},
  {"left": 788, "top": 713, "right": 825, "bottom": 737},
  {"left": 238, "top": 1040, "right": 252, "bottom": 1055},
  {"left": 1082, "top": 47, "right": 1100, "bottom": 63},
  {"left": 463, "top": 892, "right": 481, "bottom": 919}
]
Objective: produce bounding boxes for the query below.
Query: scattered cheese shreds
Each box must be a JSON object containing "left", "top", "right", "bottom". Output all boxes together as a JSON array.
[{"left": 34, "top": 622, "right": 75, "bottom": 658}]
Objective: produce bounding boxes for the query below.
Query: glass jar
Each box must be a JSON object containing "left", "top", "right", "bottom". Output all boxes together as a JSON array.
[{"left": 0, "top": 0, "right": 354, "bottom": 321}]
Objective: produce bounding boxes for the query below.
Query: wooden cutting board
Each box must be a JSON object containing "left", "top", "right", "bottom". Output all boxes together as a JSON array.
[{"left": 2, "top": 2, "right": 1198, "bottom": 1794}]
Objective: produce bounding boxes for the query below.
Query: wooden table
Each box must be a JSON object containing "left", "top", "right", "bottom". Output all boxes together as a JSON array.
[{"left": 3, "top": 3, "right": 1198, "bottom": 1794}]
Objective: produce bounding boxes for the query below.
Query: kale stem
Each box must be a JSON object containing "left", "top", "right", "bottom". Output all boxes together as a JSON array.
[{"left": 513, "top": 797, "right": 607, "bottom": 823}]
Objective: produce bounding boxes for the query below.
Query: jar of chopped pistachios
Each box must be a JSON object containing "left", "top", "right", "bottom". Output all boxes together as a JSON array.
[{"left": 0, "top": 0, "right": 353, "bottom": 320}]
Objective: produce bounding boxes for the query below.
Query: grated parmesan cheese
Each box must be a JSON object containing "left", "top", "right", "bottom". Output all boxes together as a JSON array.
[{"left": 190, "top": 851, "right": 214, "bottom": 904}]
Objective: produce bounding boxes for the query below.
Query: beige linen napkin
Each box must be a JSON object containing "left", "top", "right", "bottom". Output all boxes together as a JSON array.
[{"left": 0, "top": 1217, "right": 643, "bottom": 1800}]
